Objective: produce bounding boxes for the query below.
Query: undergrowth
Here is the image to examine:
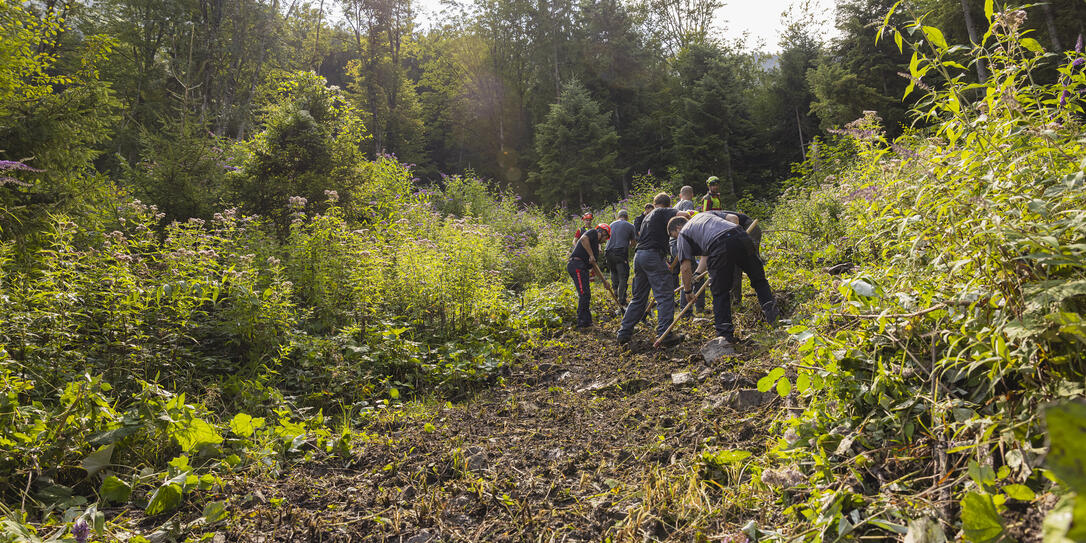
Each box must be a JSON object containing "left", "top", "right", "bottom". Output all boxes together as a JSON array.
[{"left": 614, "top": 6, "right": 1086, "bottom": 542}]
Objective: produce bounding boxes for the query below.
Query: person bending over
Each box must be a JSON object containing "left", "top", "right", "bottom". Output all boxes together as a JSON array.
[{"left": 668, "top": 212, "right": 777, "bottom": 343}]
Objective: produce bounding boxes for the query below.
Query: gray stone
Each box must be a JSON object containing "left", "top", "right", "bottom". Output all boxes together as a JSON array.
[
  {"left": 701, "top": 337, "right": 737, "bottom": 363},
  {"left": 718, "top": 372, "right": 750, "bottom": 388},
  {"left": 406, "top": 530, "right": 436, "bottom": 543},
  {"left": 671, "top": 372, "right": 694, "bottom": 386},
  {"left": 464, "top": 446, "right": 488, "bottom": 472},
  {"left": 721, "top": 389, "right": 771, "bottom": 411}
]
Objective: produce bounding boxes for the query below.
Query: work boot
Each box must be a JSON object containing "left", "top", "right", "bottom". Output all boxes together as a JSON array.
[
  {"left": 617, "top": 334, "right": 632, "bottom": 346},
  {"left": 718, "top": 332, "right": 738, "bottom": 344},
  {"left": 762, "top": 300, "right": 779, "bottom": 325},
  {"left": 659, "top": 332, "right": 685, "bottom": 347}
]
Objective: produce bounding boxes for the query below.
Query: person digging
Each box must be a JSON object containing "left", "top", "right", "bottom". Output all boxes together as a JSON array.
[
  {"left": 616, "top": 193, "right": 692, "bottom": 346},
  {"left": 668, "top": 212, "right": 777, "bottom": 343},
  {"left": 567, "top": 222, "right": 611, "bottom": 329}
]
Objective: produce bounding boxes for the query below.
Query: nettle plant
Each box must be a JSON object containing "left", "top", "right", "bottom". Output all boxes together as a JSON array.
[{"left": 750, "top": 4, "right": 1086, "bottom": 541}]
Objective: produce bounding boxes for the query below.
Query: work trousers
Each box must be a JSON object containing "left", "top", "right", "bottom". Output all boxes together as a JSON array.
[
  {"left": 605, "top": 248, "right": 630, "bottom": 306},
  {"left": 566, "top": 258, "right": 592, "bottom": 327},
  {"left": 730, "top": 224, "right": 763, "bottom": 304},
  {"left": 707, "top": 231, "right": 777, "bottom": 337},
  {"left": 618, "top": 250, "right": 675, "bottom": 340}
]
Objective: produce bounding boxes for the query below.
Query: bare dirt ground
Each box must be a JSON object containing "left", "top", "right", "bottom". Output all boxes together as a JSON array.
[{"left": 225, "top": 306, "right": 785, "bottom": 542}]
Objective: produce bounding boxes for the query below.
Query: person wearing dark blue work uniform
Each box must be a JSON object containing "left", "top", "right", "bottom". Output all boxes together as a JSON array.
[
  {"left": 616, "top": 193, "right": 693, "bottom": 346},
  {"left": 567, "top": 223, "right": 611, "bottom": 328},
  {"left": 668, "top": 212, "right": 777, "bottom": 343},
  {"left": 607, "top": 210, "right": 636, "bottom": 308}
]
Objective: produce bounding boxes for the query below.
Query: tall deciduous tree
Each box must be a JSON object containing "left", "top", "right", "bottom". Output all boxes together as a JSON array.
[{"left": 528, "top": 80, "right": 620, "bottom": 207}]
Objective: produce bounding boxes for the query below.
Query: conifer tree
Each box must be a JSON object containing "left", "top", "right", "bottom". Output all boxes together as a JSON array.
[{"left": 528, "top": 80, "right": 620, "bottom": 208}]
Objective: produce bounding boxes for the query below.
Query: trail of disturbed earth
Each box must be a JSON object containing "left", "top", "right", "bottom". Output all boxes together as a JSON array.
[{"left": 228, "top": 315, "right": 782, "bottom": 542}]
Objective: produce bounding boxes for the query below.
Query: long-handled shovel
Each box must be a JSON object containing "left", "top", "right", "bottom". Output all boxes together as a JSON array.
[
  {"left": 652, "top": 219, "right": 760, "bottom": 347},
  {"left": 591, "top": 261, "right": 624, "bottom": 309}
]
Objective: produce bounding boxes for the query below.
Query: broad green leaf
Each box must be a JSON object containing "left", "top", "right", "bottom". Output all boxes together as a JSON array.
[
  {"left": 99, "top": 476, "right": 131, "bottom": 504},
  {"left": 894, "top": 31, "right": 903, "bottom": 53},
  {"left": 1021, "top": 38, "right": 1044, "bottom": 54},
  {"left": 230, "top": 413, "right": 264, "bottom": 438},
  {"left": 904, "top": 516, "right": 946, "bottom": 543},
  {"left": 961, "top": 492, "right": 1006, "bottom": 542},
  {"left": 969, "top": 460, "right": 997, "bottom": 487},
  {"left": 145, "top": 483, "right": 182, "bottom": 515},
  {"left": 1044, "top": 401, "right": 1086, "bottom": 494},
  {"left": 203, "top": 501, "right": 228, "bottom": 523},
  {"left": 922, "top": 26, "right": 947, "bottom": 51},
  {"left": 757, "top": 368, "right": 785, "bottom": 392},
  {"left": 776, "top": 377, "right": 792, "bottom": 397},
  {"left": 1002, "top": 484, "right": 1036, "bottom": 501},
  {"left": 82, "top": 444, "right": 114, "bottom": 477},
  {"left": 172, "top": 417, "right": 223, "bottom": 452},
  {"left": 984, "top": 0, "right": 993, "bottom": 22},
  {"left": 796, "top": 373, "right": 811, "bottom": 393}
]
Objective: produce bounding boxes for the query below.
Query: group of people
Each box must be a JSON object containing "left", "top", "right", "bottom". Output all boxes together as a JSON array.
[{"left": 566, "top": 176, "right": 778, "bottom": 346}]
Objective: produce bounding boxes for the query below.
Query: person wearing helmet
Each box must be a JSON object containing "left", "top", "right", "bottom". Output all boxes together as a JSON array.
[
  {"left": 574, "top": 212, "right": 594, "bottom": 240},
  {"left": 702, "top": 177, "right": 724, "bottom": 212},
  {"left": 567, "top": 222, "right": 611, "bottom": 328},
  {"left": 606, "top": 210, "right": 636, "bottom": 308}
]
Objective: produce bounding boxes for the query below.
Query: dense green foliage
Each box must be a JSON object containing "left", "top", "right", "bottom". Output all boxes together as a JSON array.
[
  {"left": 3, "top": 0, "right": 1086, "bottom": 540},
  {"left": 678, "top": 7, "right": 1086, "bottom": 540}
]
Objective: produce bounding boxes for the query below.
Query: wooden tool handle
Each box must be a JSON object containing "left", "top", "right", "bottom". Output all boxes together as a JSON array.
[
  {"left": 653, "top": 277, "right": 711, "bottom": 347},
  {"left": 591, "top": 261, "right": 623, "bottom": 309}
]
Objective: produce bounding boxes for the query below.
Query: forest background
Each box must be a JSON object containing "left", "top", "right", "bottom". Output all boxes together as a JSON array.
[{"left": 8, "top": 0, "right": 1084, "bottom": 218}]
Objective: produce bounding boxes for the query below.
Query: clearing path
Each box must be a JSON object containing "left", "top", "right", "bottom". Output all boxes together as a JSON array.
[{"left": 229, "top": 314, "right": 785, "bottom": 542}]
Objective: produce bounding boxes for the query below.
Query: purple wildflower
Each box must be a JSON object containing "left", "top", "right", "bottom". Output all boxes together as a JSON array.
[
  {"left": 72, "top": 520, "right": 89, "bottom": 543},
  {"left": 0, "top": 177, "right": 31, "bottom": 187},
  {"left": 1073, "top": 58, "right": 1085, "bottom": 69},
  {"left": 1076, "top": 34, "right": 1083, "bottom": 53},
  {"left": 0, "top": 160, "right": 42, "bottom": 172},
  {"left": 1060, "top": 90, "right": 1069, "bottom": 107}
]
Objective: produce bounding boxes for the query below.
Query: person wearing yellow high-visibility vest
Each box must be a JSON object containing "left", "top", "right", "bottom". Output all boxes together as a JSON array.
[{"left": 702, "top": 176, "right": 724, "bottom": 211}]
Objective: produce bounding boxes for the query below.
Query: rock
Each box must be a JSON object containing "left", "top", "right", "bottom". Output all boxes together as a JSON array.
[
  {"left": 406, "top": 530, "right": 436, "bottom": 543},
  {"left": 701, "top": 337, "right": 736, "bottom": 364},
  {"left": 692, "top": 317, "right": 712, "bottom": 325},
  {"left": 718, "top": 372, "right": 750, "bottom": 388},
  {"left": 696, "top": 367, "right": 713, "bottom": 381},
  {"left": 671, "top": 372, "right": 694, "bottom": 386},
  {"left": 577, "top": 378, "right": 617, "bottom": 393},
  {"left": 463, "top": 446, "right": 488, "bottom": 472},
  {"left": 721, "top": 389, "right": 771, "bottom": 411}
]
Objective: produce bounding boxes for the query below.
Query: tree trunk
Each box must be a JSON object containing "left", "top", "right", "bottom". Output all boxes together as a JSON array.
[
  {"left": 1041, "top": 3, "right": 1062, "bottom": 50},
  {"left": 960, "top": 0, "right": 988, "bottom": 82}
]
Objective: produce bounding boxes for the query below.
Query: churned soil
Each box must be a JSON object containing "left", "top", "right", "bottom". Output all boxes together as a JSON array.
[{"left": 227, "top": 310, "right": 784, "bottom": 542}]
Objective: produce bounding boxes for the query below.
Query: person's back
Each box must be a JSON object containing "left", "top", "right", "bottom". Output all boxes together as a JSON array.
[
  {"left": 608, "top": 218, "right": 635, "bottom": 250},
  {"left": 636, "top": 206, "right": 679, "bottom": 254},
  {"left": 675, "top": 185, "right": 697, "bottom": 211}
]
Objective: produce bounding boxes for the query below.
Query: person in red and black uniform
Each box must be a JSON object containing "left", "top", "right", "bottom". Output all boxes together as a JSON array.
[
  {"left": 567, "top": 223, "right": 611, "bottom": 328},
  {"left": 574, "top": 212, "right": 594, "bottom": 240}
]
